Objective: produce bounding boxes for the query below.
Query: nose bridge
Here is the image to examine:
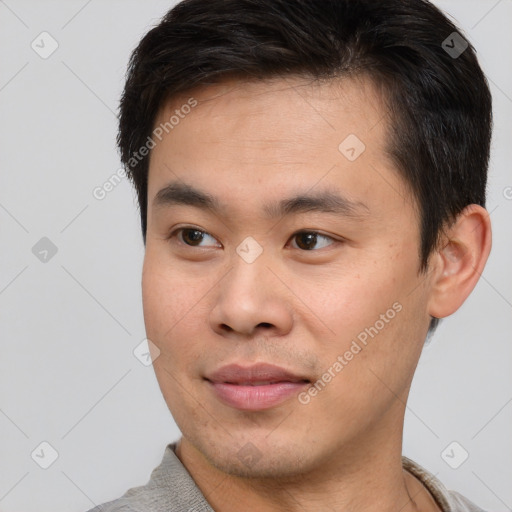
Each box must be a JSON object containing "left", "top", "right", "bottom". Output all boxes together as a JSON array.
[
  {"left": 210, "top": 240, "right": 292, "bottom": 336},
  {"left": 224, "top": 242, "right": 271, "bottom": 310},
  {"left": 224, "top": 234, "right": 271, "bottom": 296}
]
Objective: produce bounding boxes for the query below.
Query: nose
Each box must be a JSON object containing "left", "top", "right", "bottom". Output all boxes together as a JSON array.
[{"left": 209, "top": 248, "right": 294, "bottom": 339}]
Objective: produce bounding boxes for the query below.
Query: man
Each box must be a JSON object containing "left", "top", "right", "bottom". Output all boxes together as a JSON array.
[{"left": 88, "top": 0, "right": 492, "bottom": 510}]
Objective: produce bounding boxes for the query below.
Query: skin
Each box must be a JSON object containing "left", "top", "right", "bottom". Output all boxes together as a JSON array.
[{"left": 141, "top": 75, "right": 491, "bottom": 512}]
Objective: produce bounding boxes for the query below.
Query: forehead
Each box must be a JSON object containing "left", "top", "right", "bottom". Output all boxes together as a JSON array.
[
  {"left": 156, "top": 74, "right": 388, "bottom": 145},
  {"left": 147, "top": 75, "right": 412, "bottom": 218}
]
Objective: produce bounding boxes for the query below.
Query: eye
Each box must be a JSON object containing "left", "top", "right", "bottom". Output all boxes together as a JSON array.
[
  {"left": 167, "top": 227, "right": 337, "bottom": 251},
  {"left": 289, "top": 231, "right": 336, "bottom": 251},
  {"left": 170, "top": 227, "right": 221, "bottom": 248}
]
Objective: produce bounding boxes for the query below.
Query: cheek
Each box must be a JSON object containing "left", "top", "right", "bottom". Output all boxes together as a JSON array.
[
  {"left": 307, "top": 269, "right": 402, "bottom": 342},
  {"left": 333, "top": 283, "right": 427, "bottom": 394},
  {"left": 141, "top": 256, "right": 206, "bottom": 361},
  {"left": 142, "top": 247, "right": 198, "bottom": 325},
  {"left": 308, "top": 257, "right": 427, "bottom": 392},
  {"left": 142, "top": 261, "right": 210, "bottom": 420},
  {"left": 303, "top": 301, "right": 423, "bottom": 440}
]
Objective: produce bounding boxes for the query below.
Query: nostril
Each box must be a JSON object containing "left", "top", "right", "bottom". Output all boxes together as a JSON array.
[{"left": 257, "top": 322, "right": 273, "bottom": 328}]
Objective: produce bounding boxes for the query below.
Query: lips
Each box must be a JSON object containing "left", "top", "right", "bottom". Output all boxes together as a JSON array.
[
  {"left": 205, "top": 363, "right": 310, "bottom": 385},
  {"left": 205, "top": 363, "right": 310, "bottom": 410}
]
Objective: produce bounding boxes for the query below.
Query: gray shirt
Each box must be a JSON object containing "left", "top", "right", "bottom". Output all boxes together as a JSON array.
[{"left": 86, "top": 442, "right": 486, "bottom": 512}]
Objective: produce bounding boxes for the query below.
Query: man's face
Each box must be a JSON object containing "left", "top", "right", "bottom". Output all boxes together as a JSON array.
[{"left": 142, "top": 76, "right": 434, "bottom": 477}]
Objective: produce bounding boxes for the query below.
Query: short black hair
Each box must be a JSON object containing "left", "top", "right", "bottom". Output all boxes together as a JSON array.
[{"left": 118, "top": 0, "right": 492, "bottom": 330}]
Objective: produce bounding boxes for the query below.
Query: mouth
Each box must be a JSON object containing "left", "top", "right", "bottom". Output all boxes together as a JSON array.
[
  {"left": 219, "top": 380, "right": 309, "bottom": 386},
  {"left": 205, "top": 363, "right": 311, "bottom": 410}
]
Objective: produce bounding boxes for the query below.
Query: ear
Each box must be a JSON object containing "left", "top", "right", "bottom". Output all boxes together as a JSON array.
[{"left": 427, "top": 204, "right": 492, "bottom": 319}]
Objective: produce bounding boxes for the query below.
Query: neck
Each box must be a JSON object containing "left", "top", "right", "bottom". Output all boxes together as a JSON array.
[{"left": 174, "top": 425, "right": 437, "bottom": 512}]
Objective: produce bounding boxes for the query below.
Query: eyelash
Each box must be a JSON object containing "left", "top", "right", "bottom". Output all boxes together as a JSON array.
[{"left": 166, "top": 226, "right": 339, "bottom": 252}]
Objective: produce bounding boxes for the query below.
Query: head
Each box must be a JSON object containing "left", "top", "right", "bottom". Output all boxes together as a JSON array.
[{"left": 119, "top": 0, "right": 492, "bottom": 478}]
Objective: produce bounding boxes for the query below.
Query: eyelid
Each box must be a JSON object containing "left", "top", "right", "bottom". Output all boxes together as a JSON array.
[
  {"left": 287, "top": 230, "right": 339, "bottom": 250},
  {"left": 167, "top": 226, "right": 222, "bottom": 248}
]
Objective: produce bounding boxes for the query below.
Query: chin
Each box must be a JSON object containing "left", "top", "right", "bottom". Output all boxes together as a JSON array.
[{"left": 187, "top": 428, "right": 317, "bottom": 480}]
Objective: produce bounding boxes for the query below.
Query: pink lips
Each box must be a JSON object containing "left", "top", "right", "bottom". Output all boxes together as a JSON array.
[{"left": 205, "top": 363, "right": 310, "bottom": 411}]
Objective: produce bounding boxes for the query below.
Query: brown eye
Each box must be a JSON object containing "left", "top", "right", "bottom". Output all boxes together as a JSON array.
[
  {"left": 291, "top": 231, "right": 335, "bottom": 251},
  {"left": 168, "top": 227, "right": 221, "bottom": 248},
  {"left": 180, "top": 228, "right": 206, "bottom": 246}
]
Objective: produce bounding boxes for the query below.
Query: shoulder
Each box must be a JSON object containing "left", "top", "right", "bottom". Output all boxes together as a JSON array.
[
  {"left": 402, "top": 455, "right": 487, "bottom": 512},
  {"left": 84, "top": 443, "right": 214, "bottom": 512},
  {"left": 445, "top": 490, "right": 488, "bottom": 512}
]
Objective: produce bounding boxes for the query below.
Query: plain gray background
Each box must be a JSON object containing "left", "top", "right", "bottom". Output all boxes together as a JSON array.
[{"left": 0, "top": 1, "right": 511, "bottom": 511}]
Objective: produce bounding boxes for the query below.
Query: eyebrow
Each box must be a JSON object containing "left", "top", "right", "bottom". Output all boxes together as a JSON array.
[{"left": 152, "top": 181, "right": 369, "bottom": 219}]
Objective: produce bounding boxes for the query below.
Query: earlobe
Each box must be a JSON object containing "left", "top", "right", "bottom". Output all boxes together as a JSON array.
[{"left": 427, "top": 204, "right": 492, "bottom": 319}]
